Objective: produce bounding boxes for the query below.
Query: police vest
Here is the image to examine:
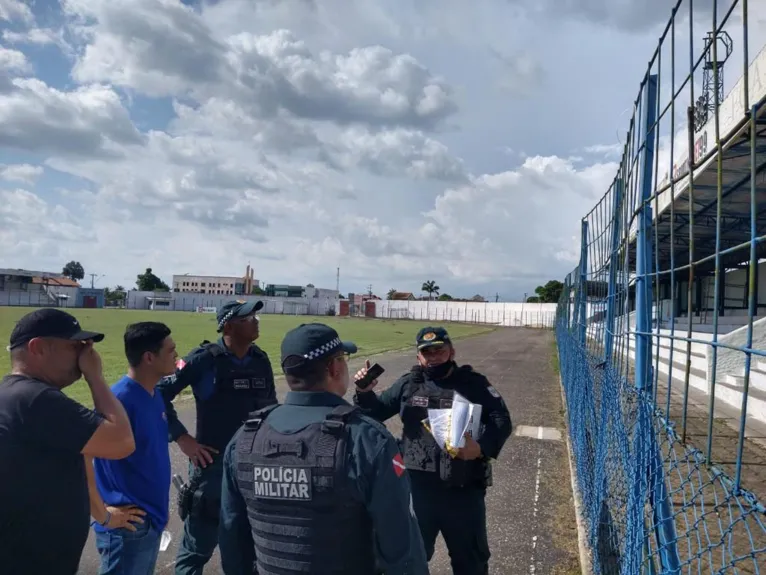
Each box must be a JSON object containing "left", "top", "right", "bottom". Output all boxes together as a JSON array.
[
  {"left": 399, "top": 366, "right": 490, "bottom": 488},
  {"left": 194, "top": 343, "right": 275, "bottom": 453},
  {"left": 235, "top": 404, "right": 376, "bottom": 575}
]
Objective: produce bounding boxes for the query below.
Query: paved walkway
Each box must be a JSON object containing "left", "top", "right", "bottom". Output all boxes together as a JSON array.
[{"left": 77, "top": 327, "right": 581, "bottom": 575}]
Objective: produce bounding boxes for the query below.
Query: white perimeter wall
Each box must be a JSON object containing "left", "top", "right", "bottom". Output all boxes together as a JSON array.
[
  {"left": 125, "top": 291, "right": 338, "bottom": 315},
  {"left": 373, "top": 300, "right": 558, "bottom": 327}
]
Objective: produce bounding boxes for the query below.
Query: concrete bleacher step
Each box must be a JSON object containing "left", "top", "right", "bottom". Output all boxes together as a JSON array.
[
  {"left": 627, "top": 348, "right": 708, "bottom": 393},
  {"left": 724, "top": 366, "right": 766, "bottom": 394},
  {"left": 711, "top": 380, "right": 766, "bottom": 423}
]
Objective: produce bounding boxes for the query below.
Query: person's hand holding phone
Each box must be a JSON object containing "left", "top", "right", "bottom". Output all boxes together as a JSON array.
[{"left": 354, "top": 360, "right": 385, "bottom": 392}]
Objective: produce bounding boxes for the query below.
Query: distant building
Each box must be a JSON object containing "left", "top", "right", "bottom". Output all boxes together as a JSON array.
[
  {"left": 172, "top": 264, "right": 259, "bottom": 296},
  {"left": 0, "top": 268, "right": 102, "bottom": 308},
  {"left": 389, "top": 291, "right": 416, "bottom": 301},
  {"left": 0, "top": 268, "right": 80, "bottom": 291},
  {"left": 350, "top": 293, "right": 381, "bottom": 306},
  {"left": 265, "top": 284, "right": 305, "bottom": 298}
]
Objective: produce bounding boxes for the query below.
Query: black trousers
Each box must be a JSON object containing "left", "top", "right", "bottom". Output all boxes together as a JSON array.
[{"left": 410, "top": 474, "right": 491, "bottom": 575}]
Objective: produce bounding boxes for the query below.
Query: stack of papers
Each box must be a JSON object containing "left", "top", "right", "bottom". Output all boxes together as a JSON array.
[{"left": 422, "top": 392, "right": 482, "bottom": 455}]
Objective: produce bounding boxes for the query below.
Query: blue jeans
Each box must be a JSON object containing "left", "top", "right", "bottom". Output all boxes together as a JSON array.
[{"left": 95, "top": 518, "right": 162, "bottom": 575}]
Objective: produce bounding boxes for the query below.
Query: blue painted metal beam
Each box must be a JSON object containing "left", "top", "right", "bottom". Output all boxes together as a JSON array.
[
  {"left": 604, "top": 179, "right": 623, "bottom": 363},
  {"left": 635, "top": 73, "right": 681, "bottom": 575},
  {"left": 578, "top": 219, "right": 588, "bottom": 346}
]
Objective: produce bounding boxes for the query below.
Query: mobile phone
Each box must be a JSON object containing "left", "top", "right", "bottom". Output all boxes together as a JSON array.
[{"left": 355, "top": 363, "right": 385, "bottom": 389}]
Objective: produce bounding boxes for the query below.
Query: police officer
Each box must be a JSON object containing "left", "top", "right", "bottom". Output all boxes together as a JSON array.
[
  {"left": 157, "top": 299, "right": 277, "bottom": 575},
  {"left": 353, "top": 326, "right": 512, "bottom": 575},
  {"left": 218, "top": 322, "right": 430, "bottom": 575}
]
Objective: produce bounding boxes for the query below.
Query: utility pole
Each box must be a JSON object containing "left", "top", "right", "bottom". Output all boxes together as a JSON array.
[
  {"left": 336, "top": 267, "right": 340, "bottom": 294},
  {"left": 495, "top": 292, "right": 499, "bottom": 303},
  {"left": 88, "top": 273, "right": 103, "bottom": 288},
  {"left": 367, "top": 284, "right": 373, "bottom": 297}
]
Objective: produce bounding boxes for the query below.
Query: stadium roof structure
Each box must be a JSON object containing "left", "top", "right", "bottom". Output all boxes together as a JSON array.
[{"left": 624, "top": 45, "right": 766, "bottom": 280}]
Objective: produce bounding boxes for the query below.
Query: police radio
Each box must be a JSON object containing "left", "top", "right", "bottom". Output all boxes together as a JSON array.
[{"left": 355, "top": 363, "right": 385, "bottom": 389}]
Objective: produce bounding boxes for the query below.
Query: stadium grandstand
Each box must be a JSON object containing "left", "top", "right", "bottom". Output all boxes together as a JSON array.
[{"left": 557, "top": 0, "right": 766, "bottom": 573}]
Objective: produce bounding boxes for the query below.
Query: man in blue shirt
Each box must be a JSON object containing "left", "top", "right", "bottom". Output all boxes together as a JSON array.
[
  {"left": 218, "top": 323, "right": 430, "bottom": 575},
  {"left": 156, "top": 299, "right": 276, "bottom": 575},
  {"left": 87, "top": 322, "right": 179, "bottom": 575}
]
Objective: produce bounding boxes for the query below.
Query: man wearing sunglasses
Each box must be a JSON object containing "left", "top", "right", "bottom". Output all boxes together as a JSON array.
[{"left": 157, "top": 299, "right": 276, "bottom": 575}]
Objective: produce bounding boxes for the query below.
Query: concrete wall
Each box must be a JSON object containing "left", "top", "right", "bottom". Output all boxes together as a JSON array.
[
  {"left": 76, "top": 288, "right": 105, "bottom": 308},
  {"left": 373, "top": 300, "right": 558, "bottom": 327},
  {"left": 125, "top": 291, "right": 338, "bottom": 316},
  {"left": 0, "top": 286, "right": 79, "bottom": 307}
]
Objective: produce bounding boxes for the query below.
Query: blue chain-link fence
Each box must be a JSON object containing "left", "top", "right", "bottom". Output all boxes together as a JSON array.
[{"left": 557, "top": 0, "right": 766, "bottom": 573}]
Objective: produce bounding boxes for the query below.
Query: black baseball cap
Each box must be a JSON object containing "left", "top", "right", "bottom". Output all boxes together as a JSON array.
[
  {"left": 280, "top": 323, "right": 357, "bottom": 374},
  {"left": 9, "top": 308, "right": 105, "bottom": 350},
  {"left": 416, "top": 326, "right": 451, "bottom": 350},
  {"left": 216, "top": 299, "right": 264, "bottom": 332}
]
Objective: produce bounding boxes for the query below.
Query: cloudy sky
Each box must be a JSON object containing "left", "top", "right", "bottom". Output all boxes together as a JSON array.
[{"left": 1, "top": 0, "right": 764, "bottom": 299}]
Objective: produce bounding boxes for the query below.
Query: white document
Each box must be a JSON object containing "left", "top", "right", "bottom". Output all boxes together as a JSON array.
[{"left": 424, "top": 392, "right": 483, "bottom": 451}]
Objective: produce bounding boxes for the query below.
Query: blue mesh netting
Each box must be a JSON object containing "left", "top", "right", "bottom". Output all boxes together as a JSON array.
[{"left": 556, "top": 1, "right": 766, "bottom": 572}]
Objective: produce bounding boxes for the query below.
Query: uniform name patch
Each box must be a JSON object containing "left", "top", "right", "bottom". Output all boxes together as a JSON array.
[
  {"left": 252, "top": 378, "right": 266, "bottom": 389},
  {"left": 253, "top": 466, "right": 312, "bottom": 500},
  {"left": 411, "top": 396, "right": 429, "bottom": 408},
  {"left": 439, "top": 399, "right": 453, "bottom": 409},
  {"left": 487, "top": 386, "right": 501, "bottom": 399},
  {"left": 233, "top": 378, "right": 250, "bottom": 390}
]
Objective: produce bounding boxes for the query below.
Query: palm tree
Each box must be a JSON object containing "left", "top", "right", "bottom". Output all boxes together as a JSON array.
[
  {"left": 421, "top": 280, "right": 440, "bottom": 300},
  {"left": 387, "top": 288, "right": 397, "bottom": 300}
]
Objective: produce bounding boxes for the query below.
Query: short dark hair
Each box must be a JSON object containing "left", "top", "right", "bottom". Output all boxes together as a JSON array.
[
  {"left": 283, "top": 353, "right": 338, "bottom": 391},
  {"left": 124, "top": 322, "right": 171, "bottom": 368}
]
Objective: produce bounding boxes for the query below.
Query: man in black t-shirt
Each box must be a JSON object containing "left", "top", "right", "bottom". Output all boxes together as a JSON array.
[{"left": 0, "top": 308, "right": 136, "bottom": 575}]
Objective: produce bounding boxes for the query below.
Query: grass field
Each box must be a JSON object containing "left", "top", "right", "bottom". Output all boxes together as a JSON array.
[{"left": 0, "top": 306, "right": 495, "bottom": 406}]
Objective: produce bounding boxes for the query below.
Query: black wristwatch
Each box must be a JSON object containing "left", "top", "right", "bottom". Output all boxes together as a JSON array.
[{"left": 99, "top": 509, "right": 112, "bottom": 526}]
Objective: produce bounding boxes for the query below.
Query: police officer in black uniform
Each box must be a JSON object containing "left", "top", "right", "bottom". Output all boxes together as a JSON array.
[
  {"left": 218, "top": 322, "right": 430, "bottom": 575},
  {"left": 157, "top": 299, "right": 277, "bottom": 575},
  {"left": 353, "top": 326, "right": 512, "bottom": 575}
]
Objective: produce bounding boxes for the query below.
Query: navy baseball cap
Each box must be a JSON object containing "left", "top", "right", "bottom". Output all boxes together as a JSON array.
[
  {"left": 216, "top": 299, "right": 264, "bottom": 332},
  {"left": 9, "top": 308, "right": 105, "bottom": 350},
  {"left": 280, "top": 323, "right": 357, "bottom": 374},
  {"left": 416, "top": 326, "right": 451, "bottom": 350}
]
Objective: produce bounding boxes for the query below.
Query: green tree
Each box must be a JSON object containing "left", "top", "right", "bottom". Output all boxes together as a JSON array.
[
  {"left": 437, "top": 293, "right": 453, "bottom": 301},
  {"left": 136, "top": 268, "right": 170, "bottom": 291},
  {"left": 104, "top": 285, "right": 126, "bottom": 306},
  {"left": 62, "top": 261, "right": 85, "bottom": 281},
  {"left": 421, "top": 280, "right": 440, "bottom": 300},
  {"left": 387, "top": 288, "right": 397, "bottom": 300},
  {"left": 527, "top": 280, "right": 564, "bottom": 303},
  {"left": 251, "top": 286, "right": 265, "bottom": 295}
]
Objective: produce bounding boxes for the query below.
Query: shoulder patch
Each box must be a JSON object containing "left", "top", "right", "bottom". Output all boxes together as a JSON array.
[
  {"left": 392, "top": 453, "right": 406, "bottom": 477},
  {"left": 487, "top": 385, "right": 501, "bottom": 399}
]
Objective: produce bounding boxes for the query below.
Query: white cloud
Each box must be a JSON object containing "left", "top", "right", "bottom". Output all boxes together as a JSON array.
[
  {"left": 2, "top": 27, "right": 72, "bottom": 54},
  {"left": 0, "top": 163, "right": 44, "bottom": 184},
  {"left": 0, "top": 0, "right": 688, "bottom": 296},
  {"left": 0, "top": 46, "right": 30, "bottom": 74},
  {"left": 66, "top": 0, "right": 456, "bottom": 129},
  {"left": 0, "top": 77, "right": 142, "bottom": 156},
  {"left": 0, "top": 0, "right": 33, "bottom": 24},
  {"left": 0, "top": 189, "right": 96, "bottom": 261}
]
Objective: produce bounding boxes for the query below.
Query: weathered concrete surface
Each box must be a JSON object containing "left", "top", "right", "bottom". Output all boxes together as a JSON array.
[{"left": 77, "top": 327, "right": 581, "bottom": 575}]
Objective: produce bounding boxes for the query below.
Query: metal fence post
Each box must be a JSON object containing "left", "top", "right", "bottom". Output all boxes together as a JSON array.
[
  {"left": 635, "top": 74, "right": 680, "bottom": 575},
  {"left": 604, "top": 178, "right": 624, "bottom": 363},
  {"left": 578, "top": 219, "right": 589, "bottom": 345}
]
